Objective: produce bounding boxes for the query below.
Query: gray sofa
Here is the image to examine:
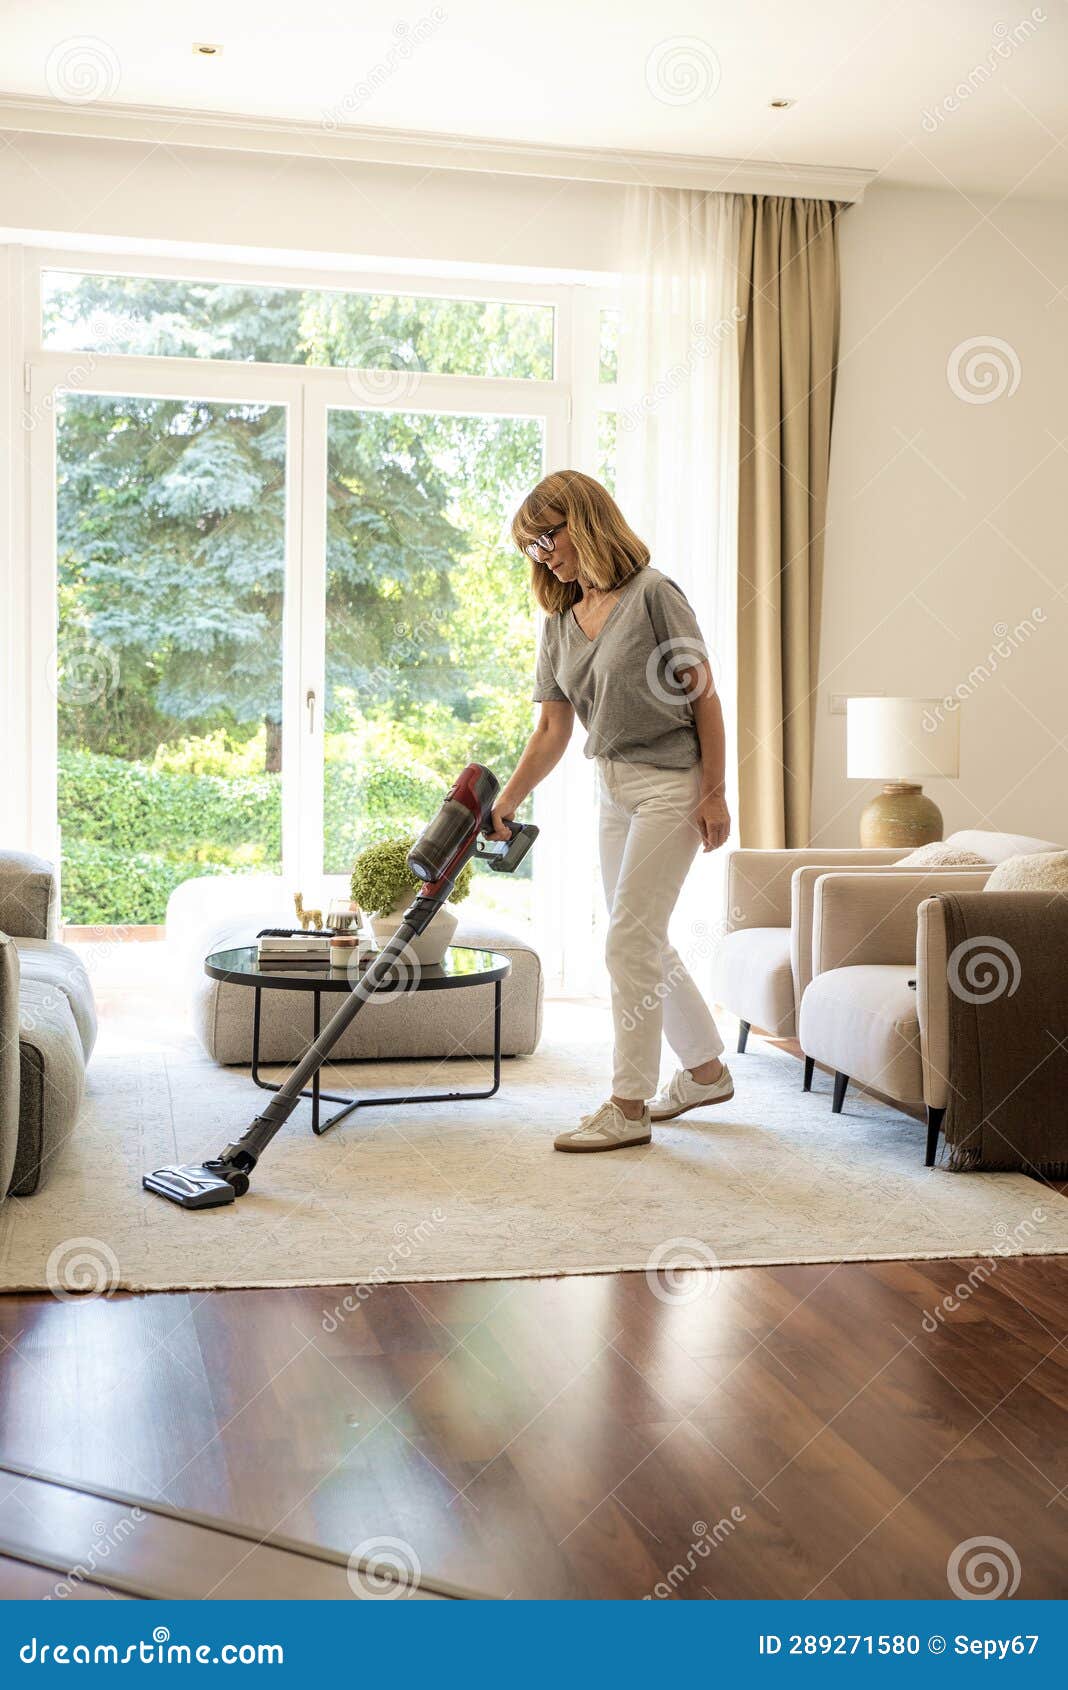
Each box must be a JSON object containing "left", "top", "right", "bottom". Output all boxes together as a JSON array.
[{"left": 0, "top": 852, "right": 96, "bottom": 1199}]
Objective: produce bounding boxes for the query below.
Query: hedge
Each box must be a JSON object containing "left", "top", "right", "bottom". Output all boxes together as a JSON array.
[
  {"left": 58, "top": 745, "right": 448, "bottom": 925},
  {"left": 61, "top": 841, "right": 238, "bottom": 927},
  {"left": 58, "top": 747, "right": 281, "bottom": 856}
]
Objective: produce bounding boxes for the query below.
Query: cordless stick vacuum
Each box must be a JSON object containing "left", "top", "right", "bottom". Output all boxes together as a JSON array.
[{"left": 144, "top": 764, "right": 537, "bottom": 1210}]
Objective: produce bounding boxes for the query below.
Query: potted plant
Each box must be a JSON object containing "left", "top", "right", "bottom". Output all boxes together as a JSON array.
[{"left": 350, "top": 835, "right": 474, "bottom": 966}]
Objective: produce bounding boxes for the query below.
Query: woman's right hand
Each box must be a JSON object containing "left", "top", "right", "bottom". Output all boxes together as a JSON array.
[{"left": 487, "top": 800, "right": 517, "bottom": 842}]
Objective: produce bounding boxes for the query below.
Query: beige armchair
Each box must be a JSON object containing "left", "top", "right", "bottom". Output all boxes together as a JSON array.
[
  {"left": 720, "top": 830, "right": 1061, "bottom": 1092},
  {"left": 719, "top": 848, "right": 907, "bottom": 1055},
  {"left": 798, "top": 867, "right": 992, "bottom": 1163}
]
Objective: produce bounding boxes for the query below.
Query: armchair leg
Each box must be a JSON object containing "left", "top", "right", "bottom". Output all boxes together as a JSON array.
[
  {"left": 925, "top": 1106, "right": 945, "bottom": 1167},
  {"left": 803, "top": 1056, "right": 815, "bottom": 1092},
  {"left": 737, "top": 1020, "right": 750, "bottom": 1055},
  {"left": 832, "top": 1072, "right": 849, "bottom": 1114}
]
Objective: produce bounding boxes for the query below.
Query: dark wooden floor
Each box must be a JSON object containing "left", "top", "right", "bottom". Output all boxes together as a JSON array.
[{"left": 2, "top": 1252, "right": 1067, "bottom": 1599}]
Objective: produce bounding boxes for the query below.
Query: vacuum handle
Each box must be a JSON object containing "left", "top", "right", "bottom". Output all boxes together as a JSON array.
[{"left": 476, "top": 820, "right": 539, "bottom": 873}]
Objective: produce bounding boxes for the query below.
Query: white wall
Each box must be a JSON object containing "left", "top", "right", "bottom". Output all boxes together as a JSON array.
[
  {"left": 813, "top": 181, "right": 1068, "bottom": 847},
  {"left": 0, "top": 130, "right": 626, "bottom": 275}
]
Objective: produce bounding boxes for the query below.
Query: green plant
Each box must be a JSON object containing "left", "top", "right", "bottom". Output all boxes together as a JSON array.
[{"left": 350, "top": 834, "right": 473, "bottom": 918}]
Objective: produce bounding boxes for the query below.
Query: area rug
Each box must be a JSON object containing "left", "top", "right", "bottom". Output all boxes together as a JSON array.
[{"left": 2, "top": 1002, "right": 1067, "bottom": 1293}]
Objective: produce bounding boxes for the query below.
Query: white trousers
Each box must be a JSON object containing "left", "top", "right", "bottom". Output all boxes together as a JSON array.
[{"left": 596, "top": 757, "right": 725, "bottom": 1098}]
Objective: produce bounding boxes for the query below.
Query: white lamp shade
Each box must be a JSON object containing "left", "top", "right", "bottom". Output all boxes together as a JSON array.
[{"left": 846, "top": 697, "right": 960, "bottom": 782}]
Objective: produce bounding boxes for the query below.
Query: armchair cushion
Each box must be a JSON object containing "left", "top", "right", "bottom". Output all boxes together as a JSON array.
[
  {"left": 984, "top": 850, "right": 1068, "bottom": 894},
  {"left": 946, "top": 829, "right": 1060, "bottom": 862},
  {"left": 898, "top": 843, "right": 988, "bottom": 867},
  {"left": 798, "top": 965, "right": 922, "bottom": 1106}
]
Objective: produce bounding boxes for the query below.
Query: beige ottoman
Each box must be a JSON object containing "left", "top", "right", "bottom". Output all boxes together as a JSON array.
[{"left": 166, "top": 876, "right": 543, "bottom": 1065}]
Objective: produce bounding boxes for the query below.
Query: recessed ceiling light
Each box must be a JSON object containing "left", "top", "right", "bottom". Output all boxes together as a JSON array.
[
  {"left": 769, "top": 98, "right": 795, "bottom": 109},
  {"left": 192, "top": 42, "right": 222, "bottom": 57}
]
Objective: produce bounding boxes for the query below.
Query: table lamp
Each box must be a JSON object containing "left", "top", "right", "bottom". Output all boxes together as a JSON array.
[{"left": 846, "top": 697, "right": 960, "bottom": 847}]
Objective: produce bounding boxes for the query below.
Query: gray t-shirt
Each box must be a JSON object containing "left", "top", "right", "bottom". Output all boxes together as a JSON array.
[{"left": 532, "top": 567, "right": 709, "bottom": 768}]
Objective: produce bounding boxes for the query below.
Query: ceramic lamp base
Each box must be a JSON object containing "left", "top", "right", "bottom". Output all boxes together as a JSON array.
[{"left": 859, "top": 783, "right": 943, "bottom": 848}]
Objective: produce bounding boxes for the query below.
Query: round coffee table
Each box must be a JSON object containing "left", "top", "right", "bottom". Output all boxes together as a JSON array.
[{"left": 204, "top": 943, "right": 511, "bottom": 1136}]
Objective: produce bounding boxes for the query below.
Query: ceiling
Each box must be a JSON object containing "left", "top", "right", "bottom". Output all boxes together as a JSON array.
[{"left": 1, "top": 0, "right": 1065, "bottom": 199}]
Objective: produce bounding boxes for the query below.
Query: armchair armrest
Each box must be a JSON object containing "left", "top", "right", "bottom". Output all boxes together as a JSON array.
[
  {"left": 916, "top": 897, "right": 952, "bottom": 1110},
  {"left": 811, "top": 868, "right": 991, "bottom": 976},
  {"left": 0, "top": 850, "right": 58, "bottom": 940},
  {"left": 726, "top": 847, "right": 907, "bottom": 931},
  {"left": 0, "top": 936, "right": 20, "bottom": 1196}
]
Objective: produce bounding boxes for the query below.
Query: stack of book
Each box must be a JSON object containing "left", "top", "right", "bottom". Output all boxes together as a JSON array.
[{"left": 257, "top": 932, "right": 332, "bottom": 970}]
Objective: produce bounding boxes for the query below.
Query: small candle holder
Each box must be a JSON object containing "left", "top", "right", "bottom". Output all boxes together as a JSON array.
[{"left": 325, "top": 898, "right": 364, "bottom": 934}]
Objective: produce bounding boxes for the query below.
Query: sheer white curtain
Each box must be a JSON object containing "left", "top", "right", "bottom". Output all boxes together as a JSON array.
[{"left": 615, "top": 185, "right": 742, "bottom": 990}]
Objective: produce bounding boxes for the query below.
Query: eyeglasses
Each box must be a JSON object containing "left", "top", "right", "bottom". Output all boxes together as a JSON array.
[{"left": 524, "top": 521, "right": 567, "bottom": 562}]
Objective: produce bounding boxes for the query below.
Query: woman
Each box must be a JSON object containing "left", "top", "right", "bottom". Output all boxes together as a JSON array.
[{"left": 488, "top": 469, "right": 732, "bottom": 1152}]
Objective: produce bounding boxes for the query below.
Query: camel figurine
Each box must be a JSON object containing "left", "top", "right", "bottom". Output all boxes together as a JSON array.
[{"left": 293, "top": 891, "right": 324, "bottom": 931}]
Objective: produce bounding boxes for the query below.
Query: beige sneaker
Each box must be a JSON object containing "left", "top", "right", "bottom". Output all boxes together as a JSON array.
[
  {"left": 649, "top": 1064, "right": 734, "bottom": 1122},
  {"left": 554, "top": 1099, "right": 652, "bottom": 1153}
]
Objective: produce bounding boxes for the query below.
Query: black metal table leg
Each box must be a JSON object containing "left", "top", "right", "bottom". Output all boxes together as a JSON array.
[
  {"left": 247, "top": 977, "right": 505, "bottom": 1138},
  {"left": 250, "top": 984, "right": 361, "bottom": 1130},
  {"left": 311, "top": 989, "right": 321, "bottom": 1136}
]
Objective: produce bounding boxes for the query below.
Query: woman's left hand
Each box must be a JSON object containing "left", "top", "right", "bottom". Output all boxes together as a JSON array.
[{"left": 695, "top": 792, "right": 730, "bottom": 852}]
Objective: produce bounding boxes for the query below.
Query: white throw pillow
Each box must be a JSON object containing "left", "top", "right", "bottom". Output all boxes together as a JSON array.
[
  {"left": 945, "top": 829, "right": 1061, "bottom": 863},
  {"left": 984, "top": 851, "right": 1068, "bottom": 893},
  {"left": 898, "top": 842, "right": 988, "bottom": 867}
]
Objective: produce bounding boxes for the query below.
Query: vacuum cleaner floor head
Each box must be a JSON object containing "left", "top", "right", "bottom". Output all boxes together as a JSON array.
[{"left": 142, "top": 1162, "right": 246, "bottom": 1208}]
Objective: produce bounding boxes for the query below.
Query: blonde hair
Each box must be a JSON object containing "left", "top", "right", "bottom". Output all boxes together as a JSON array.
[{"left": 511, "top": 470, "right": 649, "bottom": 614}]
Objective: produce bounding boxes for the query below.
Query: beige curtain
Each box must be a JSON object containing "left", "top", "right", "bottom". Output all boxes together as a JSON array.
[{"left": 736, "top": 195, "right": 843, "bottom": 847}]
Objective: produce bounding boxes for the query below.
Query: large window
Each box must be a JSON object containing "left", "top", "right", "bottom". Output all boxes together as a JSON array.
[
  {"left": 26, "top": 256, "right": 610, "bottom": 988},
  {"left": 42, "top": 271, "right": 554, "bottom": 380}
]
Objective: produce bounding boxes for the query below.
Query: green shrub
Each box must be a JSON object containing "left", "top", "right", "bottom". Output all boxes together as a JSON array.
[
  {"left": 61, "top": 842, "right": 239, "bottom": 926},
  {"left": 58, "top": 746, "right": 281, "bottom": 855}
]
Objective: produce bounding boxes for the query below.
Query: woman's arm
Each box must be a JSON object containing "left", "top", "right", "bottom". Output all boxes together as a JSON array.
[
  {"left": 487, "top": 701, "right": 575, "bottom": 840},
  {"left": 688, "top": 665, "right": 730, "bottom": 852}
]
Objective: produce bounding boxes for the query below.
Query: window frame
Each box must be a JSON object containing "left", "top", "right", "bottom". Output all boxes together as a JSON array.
[{"left": 18, "top": 244, "right": 619, "bottom": 991}]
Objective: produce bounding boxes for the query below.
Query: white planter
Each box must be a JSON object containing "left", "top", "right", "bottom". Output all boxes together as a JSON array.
[{"left": 370, "top": 902, "right": 458, "bottom": 967}]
